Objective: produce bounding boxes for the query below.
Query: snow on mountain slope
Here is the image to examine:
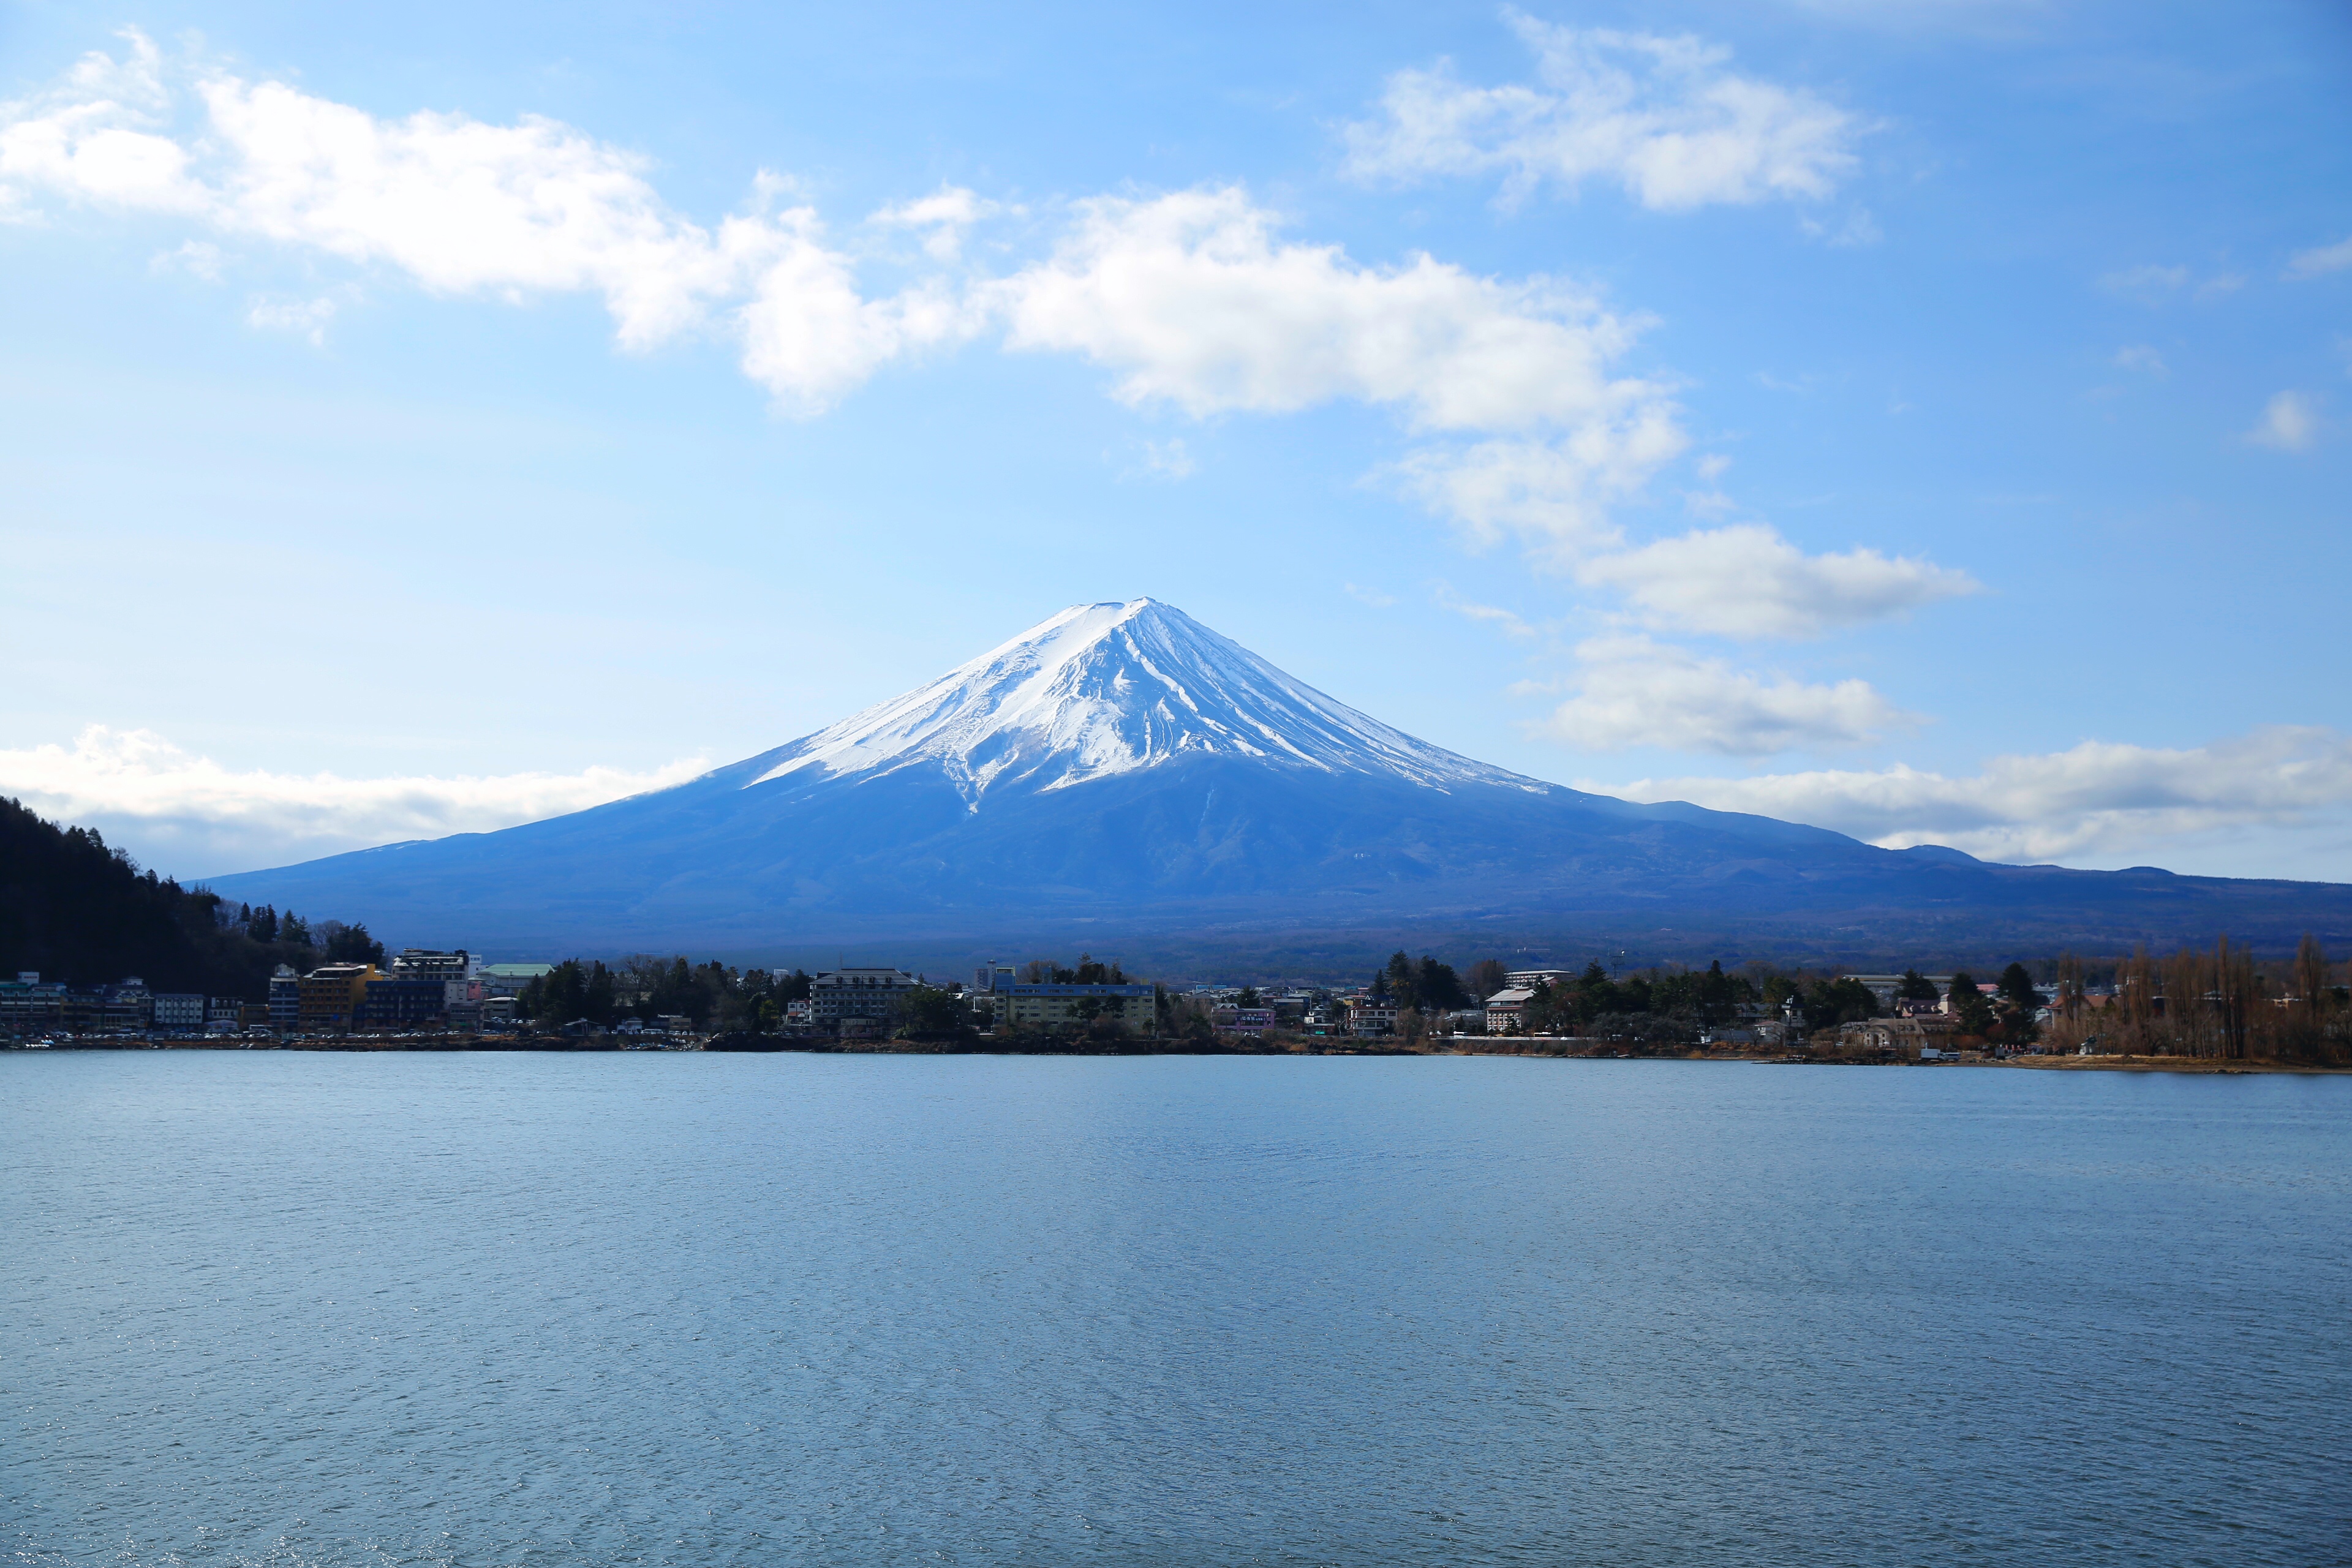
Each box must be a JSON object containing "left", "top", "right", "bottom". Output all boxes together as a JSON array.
[{"left": 747, "top": 599, "right": 1548, "bottom": 804}]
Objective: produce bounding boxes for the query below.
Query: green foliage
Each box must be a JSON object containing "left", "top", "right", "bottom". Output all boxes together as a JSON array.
[
  {"left": 894, "top": 984, "right": 971, "bottom": 1037},
  {"left": 1898, "top": 968, "right": 1940, "bottom": 1001},
  {"left": 1945, "top": 971, "right": 1997, "bottom": 1036},
  {"left": 516, "top": 956, "right": 823, "bottom": 1032},
  {"left": 522, "top": 959, "right": 618, "bottom": 1025},
  {"left": 1799, "top": 976, "right": 1879, "bottom": 1030},
  {"left": 1025, "top": 953, "right": 1130, "bottom": 985},
  {"left": 320, "top": 921, "right": 386, "bottom": 966},
  {"left": 1510, "top": 957, "right": 1758, "bottom": 1035},
  {"left": 1372, "top": 951, "right": 1469, "bottom": 1011}
]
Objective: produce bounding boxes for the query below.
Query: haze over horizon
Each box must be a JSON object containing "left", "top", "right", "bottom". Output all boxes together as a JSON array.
[{"left": 4, "top": 1, "right": 2348, "bottom": 884}]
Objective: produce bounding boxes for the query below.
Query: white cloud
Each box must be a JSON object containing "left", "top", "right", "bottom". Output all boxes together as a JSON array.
[
  {"left": 2, "top": 31, "right": 1958, "bottom": 627},
  {"left": 2097, "top": 263, "right": 2188, "bottom": 303},
  {"left": 1575, "top": 521, "right": 1980, "bottom": 638},
  {"left": 870, "top": 185, "right": 1002, "bottom": 261},
  {"left": 246, "top": 293, "right": 337, "bottom": 345},
  {"left": 0, "top": 726, "right": 711, "bottom": 878},
  {"left": 2112, "top": 344, "right": 2166, "bottom": 376},
  {"left": 1344, "top": 582, "right": 1398, "bottom": 608},
  {"left": 1344, "top": 10, "right": 1857, "bottom": 210},
  {"left": 1536, "top": 635, "right": 1915, "bottom": 755},
  {"left": 2287, "top": 234, "right": 2352, "bottom": 280},
  {"left": 0, "top": 32, "right": 968, "bottom": 412},
  {"left": 1396, "top": 420, "right": 1687, "bottom": 562},
  {"left": 2247, "top": 390, "right": 2317, "bottom": 453},
  {"left": 1138, "top": 437, "right": 1197, "bottom": 480},
  {"left": 2098, "top": 263, "right": 2241, "bottom": 307},
  {"left": 1591, "top": 726, "right": 2352, "bottom": 865},
  {"left": 1432, "top": 583, "right": 1537, "bottom": 638},
  {"left": 1798, "top": 207, "right": 1881, "bottom": 246},
  {"left": 0, "top": 30, "right": 205, "bottom": 214},
  {"left": 989, "top": 185, "right": 1665, "bottom": 432},
  {"left": 150, "top": 237, "right": 222, "bottom": 279}
]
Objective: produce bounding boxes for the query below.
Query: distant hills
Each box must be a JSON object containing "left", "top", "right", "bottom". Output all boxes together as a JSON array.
[{"left": 205, "top": 600, "right": 2352, "bottom": 972}]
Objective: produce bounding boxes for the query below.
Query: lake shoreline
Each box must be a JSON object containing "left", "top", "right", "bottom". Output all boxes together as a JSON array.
[{"left": 11, "top": 1038, "right": 2347, "bottom": 1072}]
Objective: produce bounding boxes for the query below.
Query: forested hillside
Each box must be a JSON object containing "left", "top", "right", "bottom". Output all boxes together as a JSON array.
[{"left": 0, "top": 798, "right": 377, "bottom": 998}]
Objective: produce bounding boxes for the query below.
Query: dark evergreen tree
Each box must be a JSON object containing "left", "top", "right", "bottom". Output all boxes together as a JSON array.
[{"left": 1945, "top": 971, "right": 1996, "bottom": 1036}]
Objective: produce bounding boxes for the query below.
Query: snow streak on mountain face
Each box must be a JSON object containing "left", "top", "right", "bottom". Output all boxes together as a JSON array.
[{"left": 749, "top": 599, "right": 1548, "bottom": 804}]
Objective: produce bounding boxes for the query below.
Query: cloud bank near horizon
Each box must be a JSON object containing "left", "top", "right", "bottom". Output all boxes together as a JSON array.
[
  {"left": 10, "top": 717, "right": 2348, "bottom": 889},
  {"left": 1589, "top": 726, "right": 2352, "bottom": 869},
  {"left": 0, "top": 727, "right": 710, "bottom": 880}
]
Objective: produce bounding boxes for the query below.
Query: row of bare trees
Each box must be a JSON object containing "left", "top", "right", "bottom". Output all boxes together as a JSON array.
[{"left": 2040, "top": 935, "right": 2349, "bottom": 1063}]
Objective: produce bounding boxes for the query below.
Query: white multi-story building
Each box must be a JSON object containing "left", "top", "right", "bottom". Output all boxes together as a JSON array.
[
  {"left": 151, "top": 992, "right": 206, "bottom": 1030},
  {"left": 812, "top": 968, "right": 923, "bottom": 1030},
  {"left": 1484, "top": 987, "right": 1537, "bottom": 1033}
]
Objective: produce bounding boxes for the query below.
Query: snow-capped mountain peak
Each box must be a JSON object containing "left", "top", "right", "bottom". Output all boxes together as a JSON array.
[{"left": 747, "top": 598, "right": 1544, "bottom": 802}]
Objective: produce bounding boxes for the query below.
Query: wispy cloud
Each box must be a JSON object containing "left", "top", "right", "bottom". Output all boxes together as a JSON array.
[
  {"left": 1137, "top": 437, "right": 1196, "bottom": 480},
  {"left": 1432, "top": 583, "right": 1537, "bottom": 638},
  {"left": 869, "top": 184, "right": 1006, "bottom": 262},
  {"left": 245, "top": 293, "right": 339, "bottom": 346},
  {"left": 1344, "top": 10, "right": 1859, "bottom": 211},
  {"left": 149, "top": 236, "right": 221, "bottom": 279},
  {"left": 2285, "top": 235, "right": 2352, "bottom": 280},
  {"left": 2098, "top": 262, "right": 2240, "bottom": 306},
  {"left": 2097, "top": 263, "right": 2188, "bottom": 303},
  {"left": 0, "top": 725, "right": 710, "bottom": 877},
  {"left": 2247, "top": 390, "right": 2317, "bottom": 453},
  {"left": 1590, "top": 726, "right": 2352, "bottom": 865},
  {"left": 2111, "top": 344, "right": 2167, "bottom": 377}
]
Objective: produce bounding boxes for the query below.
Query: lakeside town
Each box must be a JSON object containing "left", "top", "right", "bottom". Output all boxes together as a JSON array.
[{"left": 9, "top": 935, "right": 2348, "bottom": 1068}]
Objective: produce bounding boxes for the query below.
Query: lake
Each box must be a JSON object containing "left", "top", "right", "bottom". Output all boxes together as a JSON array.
[{"left": 4, "top": 1052, "right": 2346, "bottom": 1566}]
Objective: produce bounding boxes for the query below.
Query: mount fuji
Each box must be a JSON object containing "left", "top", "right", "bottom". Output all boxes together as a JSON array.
[{"left": 211, "top": 600, "right": 2352, "bottom": 967}]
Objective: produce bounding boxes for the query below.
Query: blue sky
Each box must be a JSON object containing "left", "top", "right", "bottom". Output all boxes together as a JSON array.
[{"left": 3, "top": 0, "right": 2349, "bottom": 882}]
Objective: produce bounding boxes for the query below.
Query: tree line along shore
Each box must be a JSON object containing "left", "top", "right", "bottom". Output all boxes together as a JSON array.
[{"left": 5, "top": 797, "right": 2348, "bottom": 1067}]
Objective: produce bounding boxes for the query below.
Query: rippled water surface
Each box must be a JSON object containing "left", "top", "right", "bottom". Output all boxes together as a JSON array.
[{"left": 5, "top": 1052, "right": 2348, "bottom": 1566}]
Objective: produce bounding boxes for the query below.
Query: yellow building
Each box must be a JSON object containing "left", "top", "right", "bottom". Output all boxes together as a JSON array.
[
  {"left": 298, "top": 963, "right": 379, "bottom": 1031},
  {"left": 974, "top": 973, "right": 1155, "bottom": 1033}
]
